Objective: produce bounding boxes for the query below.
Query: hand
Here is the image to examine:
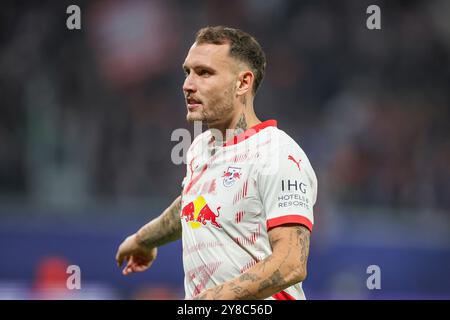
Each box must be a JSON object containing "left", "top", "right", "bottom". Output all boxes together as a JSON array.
[{"left": 115, "top": 234, "right": 158, "bottom": 275}]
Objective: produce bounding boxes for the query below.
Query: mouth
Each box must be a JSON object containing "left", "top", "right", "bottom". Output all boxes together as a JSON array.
[{"left": 186, "top": 97, "right": 202, "bottom": 111}]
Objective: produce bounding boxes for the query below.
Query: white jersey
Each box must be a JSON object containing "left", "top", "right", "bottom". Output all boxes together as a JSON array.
[{"left": 180, "top": 120, "right": 317, "bottom": 300}]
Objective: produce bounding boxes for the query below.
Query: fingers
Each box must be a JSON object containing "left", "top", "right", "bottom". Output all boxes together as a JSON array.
[
  {"left": 122, "top": 265, "right": 132, "bottom": 275},
  {"left": 122, "top": 263, "right": 140, "bottom": 275},
  {"left": 122, "top": 257, "right": 151, "bottom": 275},
  {"left": 122, "top": 258, "right": 134, "bottom": 275},
  {"left": 122, "top": 258, "right": 136, "bottom": 275},
  {"left": 133, "top": 264, "right": 150, "bottom": 272}
]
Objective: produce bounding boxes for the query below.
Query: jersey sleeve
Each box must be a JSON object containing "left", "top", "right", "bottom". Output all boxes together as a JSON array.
[{"left": 258, "top": 141, "right": 317, "bottom": 232}]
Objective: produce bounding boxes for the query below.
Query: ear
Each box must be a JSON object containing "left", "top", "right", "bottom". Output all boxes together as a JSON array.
[{"left": 236, "top": 70, "right": 254, "bottom": 96}]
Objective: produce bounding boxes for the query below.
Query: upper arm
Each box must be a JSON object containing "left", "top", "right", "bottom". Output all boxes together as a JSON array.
[
  {"left": 268, "top": 224, "right": 310, "bottom": 280},
  {"left": 258, "top": 141, "right": 317, "bottom": 233},
  {"left": 173, "top": 195, "right": 182, "bottom": 218}
]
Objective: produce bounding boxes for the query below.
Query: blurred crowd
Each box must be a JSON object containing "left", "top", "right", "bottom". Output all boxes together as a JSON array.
[{"left": 1, "top": 0, "right": 450, "bottom": 221}]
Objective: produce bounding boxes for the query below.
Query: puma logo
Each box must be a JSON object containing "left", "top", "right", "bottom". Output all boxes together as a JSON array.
[{"left": 288, "top": 155, "right": 301, "bottom": 171}]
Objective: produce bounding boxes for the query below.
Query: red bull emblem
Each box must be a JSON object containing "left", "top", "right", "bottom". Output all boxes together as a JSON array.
[
  {"left": 181, "top": 196, "right": 221, "bottom": 229},
  {"left": 222, "top": 166, "right": 241, "bottom": 187}
]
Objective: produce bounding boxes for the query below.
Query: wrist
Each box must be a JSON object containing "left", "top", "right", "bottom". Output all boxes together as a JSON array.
[{"left": 135, "top": 230, "right": 152, "bottom": 249}]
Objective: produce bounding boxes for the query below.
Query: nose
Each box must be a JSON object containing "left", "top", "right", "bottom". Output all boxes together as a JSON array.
[{"left": 183, "top": 74, "right": 197, "bottom": 94}]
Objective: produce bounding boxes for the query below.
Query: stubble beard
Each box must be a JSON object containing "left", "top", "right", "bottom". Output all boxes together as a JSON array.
[{"left": 186, "top": 84, "right": 235, "bottom": 126}]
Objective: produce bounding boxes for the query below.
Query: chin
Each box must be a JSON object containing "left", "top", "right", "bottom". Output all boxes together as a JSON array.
[{"left": 186, "top": 112, "right": 204, "bottom": 123}]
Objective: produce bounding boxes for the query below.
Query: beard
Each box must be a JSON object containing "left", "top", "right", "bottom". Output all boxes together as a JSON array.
[{"left": 186, "top": 83, "right": 235, "bottom": 125}]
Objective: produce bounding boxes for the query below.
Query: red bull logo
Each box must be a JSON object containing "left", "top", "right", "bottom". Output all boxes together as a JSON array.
[
  {"left": 222, "top": 166, "right": 242, "bottom": 187},
  {"left": 181, "top": 196, "right": 221, "bottom": 229}
]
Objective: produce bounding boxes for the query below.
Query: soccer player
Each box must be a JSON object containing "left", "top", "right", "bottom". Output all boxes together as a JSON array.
[{"left": 115, "top": 26, "right": 317, "bottom": 300}]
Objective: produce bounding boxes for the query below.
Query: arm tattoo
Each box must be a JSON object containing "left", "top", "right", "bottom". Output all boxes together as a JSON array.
[
  {"left": 193, "top": 284, "right": 225, "bottom": 300},
  {"left": 193, "top": 225, "right": 311, "bottom": 300},
  {"left": 228, "top": 281, "right": 258, "bottom": 299},
  {"left": 296, "top": 226, "right": 310, "bottom": 266},
  {"left": 139, "top": 196, "right": 182, "bottom": 248},
  {"left": 213, "top": 284, "right": 225, "bottom": 296},
  {"left": 239, "top": 273, "right": 262, "bottom": 283},
  {"left": 257, "top": 270, "right": 285, "bottom": 293},
  {"left": 285, "top": 225, "right": 310, "bottom": 281}
]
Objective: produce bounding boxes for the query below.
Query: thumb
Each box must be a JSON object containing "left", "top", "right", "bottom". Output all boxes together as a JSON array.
[{"left": 116, "top": 251, "right": 128, "bottom": 268}]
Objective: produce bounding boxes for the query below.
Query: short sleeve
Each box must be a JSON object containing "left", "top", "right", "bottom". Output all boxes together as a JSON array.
[{"left": 258, "top": 142, "right": 317, "bottom": 232}]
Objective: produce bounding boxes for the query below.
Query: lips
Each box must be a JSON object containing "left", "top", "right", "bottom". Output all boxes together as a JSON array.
[{"left": 186, "top": 97, "right": 202, "bottom": 111}]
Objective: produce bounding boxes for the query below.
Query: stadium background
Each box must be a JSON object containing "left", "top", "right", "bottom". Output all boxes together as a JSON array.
[{"left": 1, "top": 0, "right": 449, "bottom": 299}]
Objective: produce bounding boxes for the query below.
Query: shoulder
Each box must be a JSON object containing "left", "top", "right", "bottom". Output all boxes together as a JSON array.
[
  {"left": 259, "top": 126, "right": 306, "bottom": 158},
  {"left": 258, "top": 127, "right": 317, "bottom": 182},
  {"left": 187, "top": 129, "right": 212, "bottom": 159}
]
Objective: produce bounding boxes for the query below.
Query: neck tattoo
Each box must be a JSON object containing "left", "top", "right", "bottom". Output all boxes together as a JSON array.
[{"left": 235, "top": 113, "right": 248, "bottom": 135}]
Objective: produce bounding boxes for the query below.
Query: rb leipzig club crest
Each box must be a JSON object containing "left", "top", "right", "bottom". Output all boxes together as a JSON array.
[{"left": 222, "top": 166, "right": 241, "bottom": 187}]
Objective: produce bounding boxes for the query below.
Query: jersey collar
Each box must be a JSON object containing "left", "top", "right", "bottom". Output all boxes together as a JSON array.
[{"left": 223, "top": 119, "right": 277, "bottom": 147}]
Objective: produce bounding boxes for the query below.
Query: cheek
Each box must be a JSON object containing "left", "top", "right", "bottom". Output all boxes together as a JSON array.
[
  {"left": 200, "top": 77, "right": 235, "bottom": 109},
  {"left": 210, "top": 81, "right": 234, "bottom": 102},
  {"left": 199, "top": 84, "right": 219, "bottom": 105}
]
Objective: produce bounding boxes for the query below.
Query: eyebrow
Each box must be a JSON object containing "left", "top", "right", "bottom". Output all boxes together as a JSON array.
[{"left": 182, "top": 63, "right": 215, "bottom": 72}]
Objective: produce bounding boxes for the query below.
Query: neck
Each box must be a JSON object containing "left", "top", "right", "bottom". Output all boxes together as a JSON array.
[{"left": 208, "top": 98, "right": 260, "bottom": 142}]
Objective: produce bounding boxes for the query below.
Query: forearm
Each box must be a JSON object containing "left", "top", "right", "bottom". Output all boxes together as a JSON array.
[
  {"left": 194, "top": 253, "right": 304, "bottom": 300},
  {"left": 193, "top": 225, "right": 310, "bottom": 300},
  {"left": 136, "top": 196, "right": 182, "bottom": 248}
]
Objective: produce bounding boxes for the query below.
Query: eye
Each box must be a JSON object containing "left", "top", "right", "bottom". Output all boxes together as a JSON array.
[
  {"left": 198, "top": 69, "right": 211, "bottom": 77},
  {"left": 183, "top": 69, "right": 189, "bottom": 77}
]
